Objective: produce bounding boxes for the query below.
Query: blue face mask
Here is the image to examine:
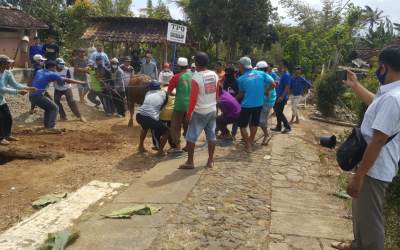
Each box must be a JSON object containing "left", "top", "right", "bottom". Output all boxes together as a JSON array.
[{"left": 375, "top": 66, "right": 387, "bottom": 85}]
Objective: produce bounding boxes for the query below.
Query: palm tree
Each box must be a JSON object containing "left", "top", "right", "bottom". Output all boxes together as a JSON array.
[{"left": 363, "top": 5, "right": 384, "bottom": 29}]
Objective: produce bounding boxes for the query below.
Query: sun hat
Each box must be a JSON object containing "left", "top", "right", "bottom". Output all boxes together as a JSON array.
[{"left": 0, "top": 54, "right": 14, "bottom": 64}]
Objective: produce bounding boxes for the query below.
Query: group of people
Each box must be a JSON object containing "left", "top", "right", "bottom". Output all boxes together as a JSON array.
[{"left": 134, "top": 51, "right": 313, "bottom": 169}]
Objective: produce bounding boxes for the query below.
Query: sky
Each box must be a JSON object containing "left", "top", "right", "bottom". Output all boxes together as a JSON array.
[{"left": 131, "top": 0, "right": 400, "bottom": 24}]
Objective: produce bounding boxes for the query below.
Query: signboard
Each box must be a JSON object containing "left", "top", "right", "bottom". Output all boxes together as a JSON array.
[{"left": 167, "top": 22, "right": 187, "bottom": 44}]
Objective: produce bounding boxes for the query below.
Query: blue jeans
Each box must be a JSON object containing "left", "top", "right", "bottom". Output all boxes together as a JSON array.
[
  {"left": 29, "top": 95, "right": 59, "bottom": 128},
  {"left": 186, "top": 111, "right": 216, "bottom": 143}
]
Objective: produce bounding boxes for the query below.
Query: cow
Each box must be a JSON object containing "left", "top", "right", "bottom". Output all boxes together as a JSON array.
[{"left": 126, "top": 74, "right": 152, "bottom": 127}]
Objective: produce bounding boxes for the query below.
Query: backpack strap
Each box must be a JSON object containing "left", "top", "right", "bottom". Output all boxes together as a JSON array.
[{"left": 386, "top": 133, "right": 399, "bottom": 145}]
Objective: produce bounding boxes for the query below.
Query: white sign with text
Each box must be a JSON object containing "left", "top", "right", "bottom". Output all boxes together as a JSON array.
[{"left": 167, "top": 22, "right": 187, "bottom": 44}]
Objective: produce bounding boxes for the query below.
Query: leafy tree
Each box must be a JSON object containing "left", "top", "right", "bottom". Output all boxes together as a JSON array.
[
  {"left": 283, "top": 33, "right": 306, "bottom": 70},
  {"left": 95, "top": 0, "right": 133, "bottom": 16},
  {"left": 362, "top": 5, "right": 384, "bottom": 29},
  {"left": 145, "top": 0, "right": 171, "bottom": 19}
]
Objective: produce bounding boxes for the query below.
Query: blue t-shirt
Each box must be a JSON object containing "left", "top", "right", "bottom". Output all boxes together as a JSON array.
[
  {"left": 270, "top": 71, "right": 279, "bottom": 81},
  {"left": 238, "top": 69, "right": 272, "bottom": 108},
  {"left": 277, "top": 71, "right": 291, "bottom": 101},
  {"left": 30, "top": 69, "right": 62, "bottom": 97},
  {"left": 29, "top": 45, "right": 44, "bottom": 64},
  {"left": 290, "top": 76, "right": 311, "bottom": 96},
  {"left": 265, "top": 73, "right": 277, "bottom": 107}
]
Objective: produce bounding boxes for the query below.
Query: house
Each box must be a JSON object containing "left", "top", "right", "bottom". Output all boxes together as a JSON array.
[{"left": 0, "top": 6, "right": 48, "bottom": 68}]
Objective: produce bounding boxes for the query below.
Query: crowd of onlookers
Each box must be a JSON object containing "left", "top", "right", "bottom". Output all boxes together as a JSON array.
[{"left": 2, "top": 34, "right": 400, "bottom": 250}]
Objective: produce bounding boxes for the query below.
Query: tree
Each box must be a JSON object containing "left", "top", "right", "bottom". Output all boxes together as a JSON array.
[
  {"left": 144, "top": 0, "right": 171, "bottom": 19},
  {"left": 363, "top": 5, "right": 384, "bottom": 29},
  {"left": 95, "top": 0, "right": 133, "bottom": 16},
  {"left": 283, "top": 33, "right": 306, "bottom": 70}
]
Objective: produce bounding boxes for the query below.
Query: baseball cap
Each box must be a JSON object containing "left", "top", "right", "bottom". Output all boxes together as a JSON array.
[
  {"left": 33, "top": 54, "right": 47, "bottom": 62},
  {"left": 177, "top": 57, "right": 188, "bottom": 67},
  {"left": 191, "top": 63, "right": 196, "bottom": 68},
  {"left": 110, "top": 58, "right": 119, "bottom": 64},
  {"left": 238, "top": 57, "right": 252, "bottom": 69},
  {"left": 22, "top": 36, "right": 30, "bottom": 42},
  {"left": 55, "top": 58, "right": 65, "bottom": 65},
  {"left": 255, "top": 61, "right": 268, "bottom": 69},
  {"left": 149, "top": 80, "right": 161, "bottom": 90},
  {"left": 295, "top": 65, "right": 303, "bottom": 70},
  {"left": 0, "top": 54, "right": 14, "bottom": 64},
  {"left": 194, "top": 52, "right": 209, "bottom": 67}
]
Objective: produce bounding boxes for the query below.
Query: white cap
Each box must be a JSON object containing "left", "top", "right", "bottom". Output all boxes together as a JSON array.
[
  {"left": 22, "top": 36, "right": 29, "bottom": 42},
  {"left": 33, "top": 54, "right": 47, "bottom": 62},
  {"left": 191, "top": 63, "right": 196, "bottom": 68},
  {"left": 177, "top": 57, "right": 188, "bottom": 67},
  {"left": 255, "top": 61, "right": 268, "bottom": 69},
  {"left": 111, "top": 58, "right": 119, "bottom": 64},
  {"left": 55, "top": 58, "right": 65, "bottom": 65},
  {"left": 238, "top": 57, "right": 252, "bottom": 69}
]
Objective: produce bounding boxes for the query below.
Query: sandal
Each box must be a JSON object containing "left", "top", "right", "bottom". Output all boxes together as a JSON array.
[
  {"left": 261, "top": 135, "right": 272, "bottom": 146},
  {"left": 6, "top": 136, "right": 19, "bottom": 142},
  {"left": 331, "top": 241, "right": 351, "bottom": 250},
  {"left": 179, "top": 163, "right": 195, "bottom": 170},
  {"left": 0, "top": 139, "right": 10, "bottom": 146}
]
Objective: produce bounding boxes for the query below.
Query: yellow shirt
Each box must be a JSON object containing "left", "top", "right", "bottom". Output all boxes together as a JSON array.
[{"left": 160, "top": 95, "right": 175, "bottom": 121}]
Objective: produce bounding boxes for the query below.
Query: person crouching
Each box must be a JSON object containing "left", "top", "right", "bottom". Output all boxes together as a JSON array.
[{"left": 136, "top": 80, "right": 169, "bottom": 157}]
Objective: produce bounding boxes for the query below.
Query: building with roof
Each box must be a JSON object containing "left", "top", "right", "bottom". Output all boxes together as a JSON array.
[
  {"left": 82, "top": 16, "right": 192, "bottom": 69},
  {"left": 0, "top": 6, "right": 48, "bottom": 67}
]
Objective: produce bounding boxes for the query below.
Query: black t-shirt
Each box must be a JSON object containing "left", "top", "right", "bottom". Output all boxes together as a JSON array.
[{"left": 43, "top": 43, "right": 59, "bottom": 60}]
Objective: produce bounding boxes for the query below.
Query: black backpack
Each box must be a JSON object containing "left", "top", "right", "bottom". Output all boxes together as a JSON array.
[{"left": 337, "top": 127, "right": 398, "bottom": 171}]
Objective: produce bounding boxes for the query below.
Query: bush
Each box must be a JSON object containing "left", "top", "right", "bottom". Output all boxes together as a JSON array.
[{"left": 316, "top": 70, "right": 345, "bottom": 117}]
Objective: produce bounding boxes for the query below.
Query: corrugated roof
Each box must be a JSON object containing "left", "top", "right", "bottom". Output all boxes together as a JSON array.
[
  {"left": 0, "top": 6, "right": 48, "bottom": 30},
  {"left": 82, "top": 17, "right": 187, "bottom": 44}
]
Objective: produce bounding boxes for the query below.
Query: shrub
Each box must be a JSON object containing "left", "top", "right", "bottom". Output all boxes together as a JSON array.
[{"left": 316, "top": 70, "right": 345, "bottom": 117}]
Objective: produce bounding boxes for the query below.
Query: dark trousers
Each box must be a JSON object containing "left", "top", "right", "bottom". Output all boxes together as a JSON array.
[
  {"left": 100, "top": 89, "right": 115, "bottom": 115},
  {"left": 112, "top": 89, "right": 126, "bottom": 116},
  {"left": 54, "top": 89, "right": 81, "bottom": 119},
  {"left": 152, "top": 120, "right": 176, "bottom": 149},
  {"left": 87, "top": 90, "right": 101, "bottom": 106},
  {"left": 274, "top": 99, "right": 291, "bottom": 130},
  {"left": 216, "top": 115, "right": 237, "bottom": 135},
  {"left": 0, "top": 103, "right": 12, "bottom": 139},
  {"left": 31, "top": 91, "right": 52, "bottom": 111},
  {"left": 29, "top": 95, "right": 59, "bottom": 128}
]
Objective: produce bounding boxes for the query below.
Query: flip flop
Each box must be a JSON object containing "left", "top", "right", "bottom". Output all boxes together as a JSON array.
[
  {"left": 6, "top": 136, "right": 19, "bottom": 142},
  {"left": 0, "top": 139, "right": 10, "bottom": 146},
  {"left": 178, "top": 163, "right": 195, "bottom": 170},
  {"left": 331, "top": 241, "right": 351, "bottom": 250},
  {"left": 261, "top": 135, "right": 272, "bottom": 146}
]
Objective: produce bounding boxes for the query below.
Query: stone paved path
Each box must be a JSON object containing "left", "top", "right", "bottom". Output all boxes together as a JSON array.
[{"left": 67, "top": 116, "right": 352, "bottom": 249}]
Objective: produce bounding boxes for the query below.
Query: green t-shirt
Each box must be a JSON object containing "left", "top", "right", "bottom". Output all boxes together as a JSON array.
[
  {"left": 89, "top": 68, "right": 103, "bottom": 93},
  {"left": 174, "top": 71, "right": 192, "bottom": 112}
]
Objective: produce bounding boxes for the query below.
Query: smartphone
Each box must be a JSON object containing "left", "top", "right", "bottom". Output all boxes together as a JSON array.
[{"left": 336, "top": 70, "right": 347, "bottom": 81}]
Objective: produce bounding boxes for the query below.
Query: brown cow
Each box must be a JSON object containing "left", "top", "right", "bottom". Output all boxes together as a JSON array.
[{"left": 126, "top": 74, "right": 152, "bottom": 127}]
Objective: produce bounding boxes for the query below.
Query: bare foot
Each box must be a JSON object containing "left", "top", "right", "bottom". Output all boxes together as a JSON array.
[
  {"left": 138, "top": 147, "right": 147, "bottom": 153},
  {"left": 156, "top": 151, "right": 166, "bottom": 157},
  {"left": 261, "top": 135, "right": 272, "bottom": 146},
  {"left": 179, "top": 162, "right": 195, "bottom": 169},
  {"left": 80, "top": 117, "right": 87, "bottom": 123},
  {"left": 205, "top": 160, "right": 214, "bottom": 168},
  {"left": 0, "top": 139, "right": 10, "bottom": 146},
  {"left": 245, "top": 143, "right": 253, "bottom": 153}
]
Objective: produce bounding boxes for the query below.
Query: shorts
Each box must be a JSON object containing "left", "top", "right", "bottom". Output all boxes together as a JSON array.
[
  {"left": 238, "top": 106, "right": 262, "bottom": 128},
  {"left": 259, "top": 104, "right": 272, "bottom": 128},
  {"left": 136, "top": 113, "right": 168, "bottom": 135},
  {"left": 186, "top": 111, "right": 216, "bottom": 143}
]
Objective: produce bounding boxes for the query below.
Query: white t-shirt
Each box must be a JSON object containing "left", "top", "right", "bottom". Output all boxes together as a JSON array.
[
  {"left": 192, "top": 70, "right": 218, "bottom": 114},
  {"left": 54, "top": 68, "right": 71, "bottom": 91},
  {"left": 361, "top": 80, "right": 400, "bottom": 182},
  {"left": 159, "top": 70, "right": 174, "bottom": 85},
  {"left": 138, "top": 90, "right": 167, "bottom": 120}
]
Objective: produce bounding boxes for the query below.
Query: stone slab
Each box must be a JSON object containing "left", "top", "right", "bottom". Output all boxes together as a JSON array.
[
  {"left": 285, "top": 235, "right": 321, "bottom": 250},
  {"left": 270, "top": 212, "right": 352, "bottom": 240},
  {"left": 0, "top": 181, "right": 124, "bottom": 250},
  {"left": 114, "top": 155, "right": 207, "bottom": 204},
  {"left": 272, "top": 188, "right": 347, "bottom": 216}
]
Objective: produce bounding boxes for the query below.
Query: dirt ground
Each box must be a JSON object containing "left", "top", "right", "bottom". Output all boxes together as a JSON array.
[{"left": 0, "top": 104, "right": 162, "bottom": 233}]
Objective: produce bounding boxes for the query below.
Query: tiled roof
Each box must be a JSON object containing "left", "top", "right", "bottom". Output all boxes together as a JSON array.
[
  {"left": 0, "top": 6, "right": 48, "bottom": 30},
  {"left": 82, "top": 17, "right": 187, "bottom": 44}
]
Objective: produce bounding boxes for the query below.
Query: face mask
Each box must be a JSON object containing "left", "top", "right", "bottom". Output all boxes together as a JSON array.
[
  {"left": 375, "top": 65, "right": 387, "bottom": 85},
  {"left": 58, "top": 65, "right": 65, "bottom": 70},
  {"left": 39, "top": 61, "right": 45, "bottom": 66},
  {"left": 112, "top": 65, "right": 118, "bottom": 69}
]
